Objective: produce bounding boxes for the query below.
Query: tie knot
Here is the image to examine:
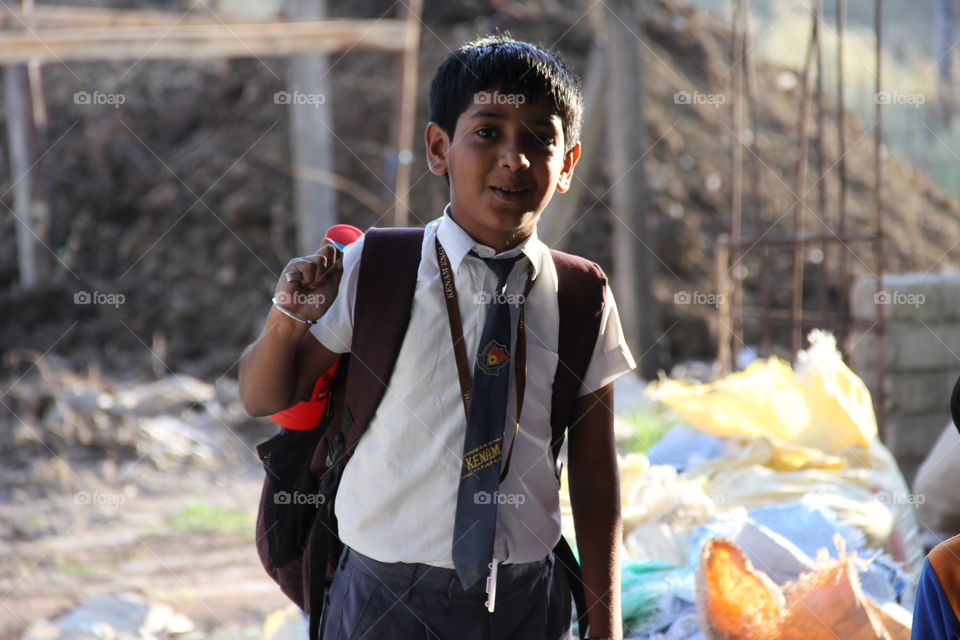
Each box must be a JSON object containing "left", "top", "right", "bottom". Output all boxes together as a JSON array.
[{"left": 478, "top": 253, "right": 524, "bottom": 289}]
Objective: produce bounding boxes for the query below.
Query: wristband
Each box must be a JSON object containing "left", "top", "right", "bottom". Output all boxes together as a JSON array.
[{"left": 271, "top": 296, "right": 316, "bottom": 326}]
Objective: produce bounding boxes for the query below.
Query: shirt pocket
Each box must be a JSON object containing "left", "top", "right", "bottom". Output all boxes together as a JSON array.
[{"left": 521, "top": 343, "right": 559, "bottom": 438}]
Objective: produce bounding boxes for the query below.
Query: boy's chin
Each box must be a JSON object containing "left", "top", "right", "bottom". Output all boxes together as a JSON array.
[{"left": 486, "top": 205, "right": 541, "bottom": 227}]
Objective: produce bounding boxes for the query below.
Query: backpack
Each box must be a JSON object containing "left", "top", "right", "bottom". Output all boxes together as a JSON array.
[{"left": 255, "top": 227, "right": 607, "bottom": 640}]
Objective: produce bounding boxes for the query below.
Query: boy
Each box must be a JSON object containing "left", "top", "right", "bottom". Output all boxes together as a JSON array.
[
  {"left": 910, "top": 377, "right": 960, "bottom": 638},
  {"left": 240, "top": 36, "right": 635, "bottom": 640},
  {"left": 912, "top": 535, "right": 960, "bottom": 639}
]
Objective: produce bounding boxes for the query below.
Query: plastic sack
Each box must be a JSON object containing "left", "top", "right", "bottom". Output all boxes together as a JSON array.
[
  {"left": 683, "top": 436, "right": 922, "bottom": 601},
  {"left": 914, "top": 421, "right": 960, "bottom": 535},
  {"left": 558, "top": 453, "right": 721, "bottom": 565},
  {"left": 649, "top": 331, "right": 876, "bottom": 452},
  {"left": 620, "top": 560, "right": 695, "bottom": 636},
  {"left": 264, "top": 605, "right": 309, "bottom": 640},
  {"left": 688, "top": 510, "right": 817, "bottom": 587},
  {"left": 559, "top": 452, "right": 721, "bottom": 567},
  {"left": 695, "top": 537, "right": 785, "bottom": 639},
  {"left": 646, "top": 424, "right": 727, "bottom": 471},
  {"left": 695, "top": 537, "right": 911, "bottom": 640}
]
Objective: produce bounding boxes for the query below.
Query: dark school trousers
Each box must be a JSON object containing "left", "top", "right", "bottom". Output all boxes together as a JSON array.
[{"left": 318, "top": 546, "right": 573, "bottom": 640}]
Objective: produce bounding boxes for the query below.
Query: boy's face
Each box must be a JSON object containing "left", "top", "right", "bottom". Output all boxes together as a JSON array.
[{"left": 426, "top": 91, "right": 580, "bottom": 250}]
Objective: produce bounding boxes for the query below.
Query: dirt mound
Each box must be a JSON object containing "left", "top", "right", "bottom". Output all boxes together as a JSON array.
[
  {"left": 0, "top": 0, "right": 957, "bottom": 381},
  {"left": 640, "top": 0, "right": 960, "bottom": 358}
]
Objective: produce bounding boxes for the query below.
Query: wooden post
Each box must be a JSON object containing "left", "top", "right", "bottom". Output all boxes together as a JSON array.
[
  {"left": 729, "top": 0, "right": 744, "bottom": 369},
  {"left": 716, "top": 236, "right": 733, "bottom": 374},
  {"left": 605, "top": 0, "right": 658, "bottom": 379},
  {"left": 385, "top": 0, "right": 422, "bottom": 227},
  {"left": 286, "top": 0, "right": 336, "bottom": 255},
  {"left": 4, "top": 63, "right": 50, "bottom": 288},
  {"left": 874, "top": 0, "right": 887, "bottom": 440}
]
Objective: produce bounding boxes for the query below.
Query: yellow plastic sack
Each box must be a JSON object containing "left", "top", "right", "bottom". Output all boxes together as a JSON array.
[{"left": 649, "top": 332, "right": 877, "bottom": 452}]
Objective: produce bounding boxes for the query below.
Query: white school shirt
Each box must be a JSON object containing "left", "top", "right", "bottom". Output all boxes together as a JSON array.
[{"left": 310, "top": 206, "right": 636, "bottom": 567}]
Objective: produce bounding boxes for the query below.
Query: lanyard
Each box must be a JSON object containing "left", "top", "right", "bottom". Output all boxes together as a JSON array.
[{"left": 436, "top": 237, "right": 534, "bottom": 483}]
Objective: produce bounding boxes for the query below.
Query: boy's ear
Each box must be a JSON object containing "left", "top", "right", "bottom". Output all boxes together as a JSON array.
[
  {"left": 556, "top": 142, "right": 581, "bottom": 193},
  {"left": 425, "top": 122, "right": 450, "bottom": 176}
]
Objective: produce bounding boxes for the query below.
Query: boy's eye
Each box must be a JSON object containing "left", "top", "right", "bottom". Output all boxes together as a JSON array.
[
  {"left": 532, "top": 133, "right": 556, "bottom": 147},
  {"left": 476, "top": 127, "right": 497, "bottom": 138}
]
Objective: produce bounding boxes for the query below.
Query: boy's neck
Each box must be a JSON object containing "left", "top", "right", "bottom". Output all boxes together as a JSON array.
[{"left": 448, "top": 210, "right": 535, "bottom": 253}]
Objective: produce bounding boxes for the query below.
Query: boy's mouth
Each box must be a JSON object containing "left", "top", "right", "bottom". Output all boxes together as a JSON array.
[{"left": 490, "top": 185, "right": 531, "bottom": 201}]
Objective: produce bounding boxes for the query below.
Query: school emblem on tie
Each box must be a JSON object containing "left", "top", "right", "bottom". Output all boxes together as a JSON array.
[{"left": 477, "top": 339, "right": 510, "bottom": 375}]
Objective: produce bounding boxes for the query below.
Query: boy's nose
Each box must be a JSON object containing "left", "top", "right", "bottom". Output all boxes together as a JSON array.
[{"left": 498, "top": 145, "right": 530, "bottom": 171}]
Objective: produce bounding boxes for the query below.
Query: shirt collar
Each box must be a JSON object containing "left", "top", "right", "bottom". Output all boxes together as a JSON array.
[{"left": 437, "top": 203, "right": 544, "bottom": 279}]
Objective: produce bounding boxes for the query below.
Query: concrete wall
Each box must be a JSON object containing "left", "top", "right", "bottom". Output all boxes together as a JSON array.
[{"left": 849, "top": 273, "right": 960, "bottom": 485}]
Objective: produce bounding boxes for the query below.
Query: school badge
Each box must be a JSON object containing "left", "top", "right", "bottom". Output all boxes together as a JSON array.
[{"left": 477, "top": 339, "right": 510, "bottom": 375}]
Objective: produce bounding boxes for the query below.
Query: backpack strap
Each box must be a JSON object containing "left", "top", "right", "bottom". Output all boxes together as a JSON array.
[
  {"left": 549, "top": 249, "right": 607, "bottom": 459},
  {"left": 306, "top": 226, "right": 424, "bottom": 640},
  {"left": 344, "top": 226, "right": 426, "bottom": 449},
  {"left": 548, "top": 249, "right": 607, "bottom": 640}
]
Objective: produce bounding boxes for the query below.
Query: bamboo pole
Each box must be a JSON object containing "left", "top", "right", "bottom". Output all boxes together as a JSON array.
[
  {"left": 4, "top": 64, "right": 49, "bottom": 288},
  {"left": 385, "top": 0, "right": 423, "bottom": 227},
  {"left": 539, "top": 39, "right": 607, "bottom": 249},
  {"left": 0, "top": 19, "right": 409, "bottom": 64},
  {"left": 606, "top": 0, "right": 657, "bottom": 378},
  {"left": 728, "top": 0, "right": 746, "bottom": 370},
  {"left": 837, "top": 0, "right": 851, "bottom": 352},
  {"left": 874, "top": 0, "right": 887, "bottom": 440},
  {"left": 790, "top": 6, "right": 818, "bottom": 358},
  {"left": 0, "top": 5, "right": 254, "bottom": 28},
  {"left": 287, "top": 0, "right": 336, "bottom": 256}
]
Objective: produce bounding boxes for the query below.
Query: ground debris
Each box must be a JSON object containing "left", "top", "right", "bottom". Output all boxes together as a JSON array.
[
  {"left": 20, "top": 592, "right": 195, "bottom": 640},
  {"left": 2, "top": 351, "right": 268, "bottom": 490}
]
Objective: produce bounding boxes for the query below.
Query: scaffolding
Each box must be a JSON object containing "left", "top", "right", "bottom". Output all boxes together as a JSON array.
[
  {"left": 3, "top": 1, "right": 424, "bottom": 287},
  {"left": 717, "top": 0, "right": 888, "bottom": 435}
]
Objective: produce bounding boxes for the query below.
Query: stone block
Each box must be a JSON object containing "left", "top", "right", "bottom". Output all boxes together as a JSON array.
[
  {"left": 889, "top": 371, "right": 958, "bottom": 415},
  {"left": 851, "top": 323, "right": 960, "bottom": 373},
  {"left": 884, "top": 412, "right": 953, "bottom": 462},
  {"left": 851, "top": 273, "right": 946, "bottom": 323}
]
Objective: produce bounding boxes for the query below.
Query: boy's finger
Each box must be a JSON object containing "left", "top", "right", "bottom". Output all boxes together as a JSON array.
[
  {"left": 322, "top": 244, "right": 342, "bottom": 270},
  {"left": 285, "top": 259, "right": 318, "bottom": 286},
  {"left": 314, "top": 257, "right": 343, "bottom": 286},
  {"left": 312, "top": 237, "right": 340, "bottom": 255}
]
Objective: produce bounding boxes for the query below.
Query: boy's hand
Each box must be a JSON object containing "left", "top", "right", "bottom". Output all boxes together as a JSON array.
[{"left": 273, "top": 239, "right": 343, "bottom": 323}]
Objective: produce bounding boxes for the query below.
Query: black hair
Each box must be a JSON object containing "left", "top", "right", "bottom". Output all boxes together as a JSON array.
[{"left": 428, "top": 35, "right": 583, "bottom": 151}]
